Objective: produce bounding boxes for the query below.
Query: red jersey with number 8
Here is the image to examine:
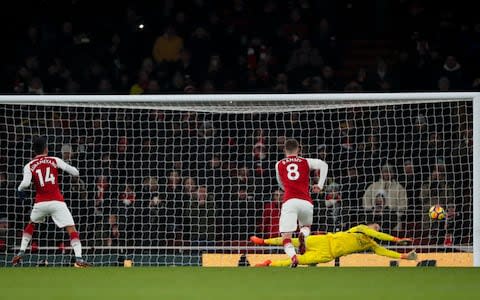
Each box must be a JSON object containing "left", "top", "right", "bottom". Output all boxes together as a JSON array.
[
  {"left": 276, "top": 155, "right": 311, "bottom": 204},
  {"left": 28, "top": 155, "right": 64, "bottom": 202}
]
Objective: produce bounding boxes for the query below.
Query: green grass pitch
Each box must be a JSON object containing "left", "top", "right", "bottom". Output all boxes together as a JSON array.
[{"left": 1, "top": 267, "right": 479, "bottom": 300}]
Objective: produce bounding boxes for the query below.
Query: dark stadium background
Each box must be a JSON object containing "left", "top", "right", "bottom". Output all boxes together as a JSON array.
[
  {"left": 1, "top": 0, "right": 479, "bottom": 94},
  {"left": 0, "top": 0, "right": 476, "bottom": 265}
]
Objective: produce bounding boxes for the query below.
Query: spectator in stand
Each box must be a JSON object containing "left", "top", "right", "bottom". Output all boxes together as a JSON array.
[
  {"left": 145, "top": 79, "right": 161, "bottom": 94},
  {"left": 272, "top": 136, "right": 286, "bottom": 162},
  {"left": 0, "top": 216, "right": 10, "bottom": 251},
  {"left": 142, "top": 176, "right": 161, "bottom": 206},
  {"left": 152, "top": 25, "right": 184, "bottom": 64},
  {"left": 321, "top": 65, "right": 338, "bottom": 91},
  {"left": 61, "top": 144, "right": 75, "bottom": 164},
  {"left": 419, "top": 162, "right": 455, "bottom": 244},
  {"left": 94, "top": 214, "right": 120, "bottom": 247},
  {"left": 159, "top": 170, "right": 184, "bottom": 242},
  {"left": 438, "top": 76, "right": 451, "bottom": 91},
  {"left": 398, "top": 159, "right": 423, "bottom": 217},
  {"left": 440, "top": 56, "right": 463, "bottom": 90},
  {"left": 258, "top": 189, "right": 282, "bottom": 238},
  {"left": 94, "top": 175, "right": 110, "bottom": 216},
  {"left": 98, "top": 78, "right": 113, "bottom": 94},
  {"left": 129, "top": 71, "right": 149, "bottom": 94},
  {"left": 301, "top": 75, "right": 322, "bottom": 92},
  {"left": 355, "top": 67, "right": 371, "bottom": 91},
  {"left": 204, "top": 154, "right": 230, "bottom": 195},
  {"left": 27, "top": 77, "right": 44, "bottom": 95},
  {"left": 272, "top": 73, "right": 289, "bottom": 93},
  {"left": 341, "top": 164, "right": 365, "bottom": 208},
  {"left": 362, "top": 164, "right": 408, "bottom": 231},
  {"left": 183, "top": 186, "right": 217, "bottom": 244},
  {"left": 282, "top": 8, "right": 309, "bottom": 44},
  {"left": 344, "top": 80, "right": 363, "bottom": 92},
  {"left": 325, "top": 182, "right": 342, "bottom": 209},
  {"left": 182, "top": 177, "right": 198, "bottom": 200},
  {"left": 472, "top": 77, "right": 480, "bottom": 91},
  {"left": 206, "top": 54, "right": 224, "bottom": 89},
  {"left": 427, "top": 132, "right": 446, "bottom": 165},
  {"left": 371, "top": 57, "right": 394, "bottom": 91},
  {"left": 187, "top": 27, "right": 212, "bottom": 80},
  {"left": 286, "top": 40, "right": 324, "bottom": 89},
  {"left": 175, "top": 49, "right": 194, "bottom": 80},
  {"left": 324, "top": 181, "right": 342, "bottom": 231},
  {"left": 251, "top": 138, "right": 268, "bottom": 178}
]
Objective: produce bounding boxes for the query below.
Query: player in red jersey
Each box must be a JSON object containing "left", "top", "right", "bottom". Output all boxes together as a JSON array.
[
  {"left": 12, "top": 136, "right": 90, "bottom": 267},
  {"left": 274, "top": 139, "right": 328, "bottom": 267}
]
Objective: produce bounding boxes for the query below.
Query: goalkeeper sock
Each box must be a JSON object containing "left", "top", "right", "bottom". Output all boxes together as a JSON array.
[
  {"left": 264, "top": 237, "right": 283, "bottom": 246},
  {"left": 300, "top": 226, "right": 311, "bottom": 238},
  {"left": 69, "top": 231, "right": 82, "bottom": 259},
  {"left": 19, "top": 223, "right": 35, "bottom": 252},
  {"left": 283, "top": 238, "right": 296, "bottom": 258}
]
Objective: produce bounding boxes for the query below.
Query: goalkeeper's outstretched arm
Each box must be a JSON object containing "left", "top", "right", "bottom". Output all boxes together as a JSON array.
[
  {"left": 372, "top": 243, "right": 417, "bottom": 260},
  {"left": 348, "top": 224, "right": 412, "bottom": 244}
]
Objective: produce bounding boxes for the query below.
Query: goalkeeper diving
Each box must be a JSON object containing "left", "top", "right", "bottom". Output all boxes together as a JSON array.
[{"left": 250, "top": 223, "right": 417, "bottom": 267}]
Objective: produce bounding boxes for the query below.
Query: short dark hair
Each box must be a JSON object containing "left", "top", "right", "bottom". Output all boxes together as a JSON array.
[
  {"left": 285, "top": 139, "right": 299, "bottom": 153},
  {"left": 32, "top": 136, "right": 47, "bottom": 155}
]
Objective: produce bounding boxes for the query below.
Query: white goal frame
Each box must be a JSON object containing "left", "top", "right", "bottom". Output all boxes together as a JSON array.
[{"left": 1, "top": 92, "right": 479, "bottom": 266}]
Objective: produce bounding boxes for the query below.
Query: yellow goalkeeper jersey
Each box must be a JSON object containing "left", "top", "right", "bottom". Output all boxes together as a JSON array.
[{"left": 327, "top": 225, "right": 401, "bottom": 259}]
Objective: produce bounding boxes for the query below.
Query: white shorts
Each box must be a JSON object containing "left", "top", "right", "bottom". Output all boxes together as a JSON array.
[
  {"left": 279, "top": 198, "right": 313, "bottom": 233},
  {"left": 30, "top": 201, "right": 76, "bottom": 228}
]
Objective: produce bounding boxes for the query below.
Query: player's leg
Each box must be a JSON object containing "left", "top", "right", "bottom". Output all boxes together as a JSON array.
[
  {"left": 250, "top": 236, "right": 301, "bottom": 247},
  {"left": 64, "top": 226, "right": 89, "bottom": 267},
  {"left": 257, "top": 251, "right": 321, "bottom": 267},
  {"left": 297, "top": 201, "right": 313, "bottom": 255},
  {"left": 51, "top": 201, "right": 90, "bottom": 267},
  {"left": 279, "top": 200, "right": 300, "bottom": 267},
  {"left": 12, "top": 203, "right": 46, "bottom": 265},
  {"left": 12, "top": 222, "right": 37, "bottom": 265}
]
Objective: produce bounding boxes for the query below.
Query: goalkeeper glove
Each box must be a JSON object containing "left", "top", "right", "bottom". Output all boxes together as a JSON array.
[
  {"left": 393, "top": 237, "right": 413, "bottom": 245},
  {"left": 18, "top": 190, "right": 26, "bottom": 201},
  {"left": 401, "top": 250, "right": 417, "bottom": 261}
]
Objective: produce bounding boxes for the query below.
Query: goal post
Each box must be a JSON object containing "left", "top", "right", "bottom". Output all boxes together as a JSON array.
[
  {"left": 473, "top": 94, "right": 480, "bottom": 267},
  {"left": 0, "top": 92, "right": 478, "bottom": 267}
]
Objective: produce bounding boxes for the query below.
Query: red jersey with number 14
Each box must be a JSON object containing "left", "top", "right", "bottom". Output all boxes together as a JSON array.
[
  {"left": 28, "top": 155, "right": 64, "bottom": 203},
  {"left": 276, "top": 155, "right": 311, "bottom": 204}
]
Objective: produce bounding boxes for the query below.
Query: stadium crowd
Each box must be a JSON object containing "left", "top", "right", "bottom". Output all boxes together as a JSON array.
[
  {"left": 0, "top": 0, "right": 475, "bottom": 253},
  {"left": 2, "top": 0, "right": 480, "bottom": 94},
  {"left": 0, "top": 101, "right": 473, "bottom": 251}
]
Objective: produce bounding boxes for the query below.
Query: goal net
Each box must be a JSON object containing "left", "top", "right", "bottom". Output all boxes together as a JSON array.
[{"left": 0, "top": 93, "right": 478, "bottom": 267}]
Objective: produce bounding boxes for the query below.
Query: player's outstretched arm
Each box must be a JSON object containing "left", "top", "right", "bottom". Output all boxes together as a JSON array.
[
  {"left": 349, "top": 225, "right": 413, "bottom": 244},
  {"left": 306, "top": 158, "right": 328, "bottom": 190},
  {"left": 372, "top": 244, "right": 417, "bottom": 260},
  {"left": 17, "top": 165, "right": 32, "bottom": 191},
  {"left": 55, "top": 157, "right": 80, "bottom": 176}
]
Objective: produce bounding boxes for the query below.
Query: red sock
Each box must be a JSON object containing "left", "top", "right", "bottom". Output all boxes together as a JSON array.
[
  {"left": 283, "top": 238, "right": 292, "bottom": 246},
  {"left": 24, "top": 223, "right": 35, "bottom": 236},
  {"left": 69, "top": 231, "right": 82, "bottom": 258},
  {"left": 69, "top": 231, "right": 79, "bottom": 241}
]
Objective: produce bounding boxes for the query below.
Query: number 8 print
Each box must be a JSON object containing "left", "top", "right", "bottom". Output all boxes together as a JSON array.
[{"left": 287, "top": 163, "right": 300, "bottom": 180}]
